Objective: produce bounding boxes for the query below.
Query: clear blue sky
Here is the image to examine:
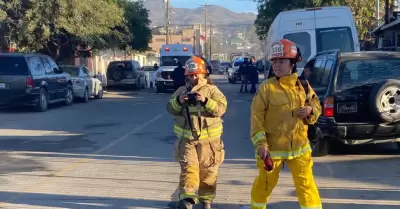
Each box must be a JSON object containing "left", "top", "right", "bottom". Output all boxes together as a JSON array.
[{"left": 169, "top": 0, "right": 258, "bottom": 13}]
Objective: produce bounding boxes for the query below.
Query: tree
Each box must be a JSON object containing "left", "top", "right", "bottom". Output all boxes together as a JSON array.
[
  {"left": 0, "top": 0, "right": 152, "bottom": 62},
  {"left": 18, "top": 0, "right": 124, "bottom": 61},
  {"left": 118, "top": 0, "right": 152, "bottom": 52}
]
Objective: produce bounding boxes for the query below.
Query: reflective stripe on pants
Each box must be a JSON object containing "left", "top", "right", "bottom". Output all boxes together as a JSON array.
[
  {"left": 250, "top": 151, "right": 322, "bottom": 209},
  {"left": 174, "top": 125, "right": 223, "bottom": 140}
]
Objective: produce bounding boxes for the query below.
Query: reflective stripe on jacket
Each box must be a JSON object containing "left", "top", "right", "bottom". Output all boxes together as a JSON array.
[
  {"left": 250, "top": 73, "right": 321, "bottom": 159},
  {"left": 167, "top": 78, "right": 227, "bottom": 140}
]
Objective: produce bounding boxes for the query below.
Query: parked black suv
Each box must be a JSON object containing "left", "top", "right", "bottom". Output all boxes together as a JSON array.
[
  {"left": 0, "top": 53, "right": 73, "bottom": 112},
  {"left": 304, "top": 50, "right": 400, "bottom": 156},
  {"left": 106, "top": 60, "right": 145, "bottom": 89}
]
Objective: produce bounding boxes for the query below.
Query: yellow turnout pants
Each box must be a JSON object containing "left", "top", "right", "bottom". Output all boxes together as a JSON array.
[
  {"left": 174, "top": 137, "right": 225, "bottom": 203},
  {"left": 250, "top": 151, "right": 322, "bottom": 209}
]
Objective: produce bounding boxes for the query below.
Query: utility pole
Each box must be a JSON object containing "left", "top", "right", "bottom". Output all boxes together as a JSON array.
[
  {"left": 385, "top": 0, "right": 390, "bottom": 24},
  {"left": 210, "top": 19, "right": 212, "bottom": 60},
  {"left": 165, "top": 0, "right": 170, "bottom": 44},
  {"left": 376, "top": 0, "right": 380, "bottom": 25},
  {"left": 200, "top": 3, "right": 212, "bottom": 58},
  {"left": 203, "top": 3, "right": 208, "bottom": 58}
]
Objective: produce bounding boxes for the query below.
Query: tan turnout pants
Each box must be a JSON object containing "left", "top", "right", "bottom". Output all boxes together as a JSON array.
[{"left": 174, "top": 137, "right": 225, "bottom": 203}]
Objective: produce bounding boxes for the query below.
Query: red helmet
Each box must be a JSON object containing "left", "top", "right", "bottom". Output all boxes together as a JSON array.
[
  {"left": 269, "top": 39, "right": 302, "bottom": 62},
  {"left": 184, "top": 56, "right": 208, "bottom": 76}
]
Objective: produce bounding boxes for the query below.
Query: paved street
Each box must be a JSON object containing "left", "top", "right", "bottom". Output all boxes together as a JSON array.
[{"left": 0, "top": 74, "right": 399, "bottom": 209}]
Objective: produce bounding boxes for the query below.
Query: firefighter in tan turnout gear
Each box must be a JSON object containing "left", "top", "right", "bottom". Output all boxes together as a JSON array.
[
  {"left": 249, "top": 39, "right": 323, "bottom": 209},
  {"left": 167, "top": 55, "right": 227, "bottom": 209}
]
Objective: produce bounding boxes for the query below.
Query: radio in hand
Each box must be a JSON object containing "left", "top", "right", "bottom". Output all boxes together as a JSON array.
[{"left": 186, "top": 92, "right": 199, "bottom": 105}]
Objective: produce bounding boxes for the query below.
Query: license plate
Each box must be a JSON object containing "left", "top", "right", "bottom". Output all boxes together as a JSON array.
[{"left": 0, "top": 83, "right": 5, "bottom": 88}]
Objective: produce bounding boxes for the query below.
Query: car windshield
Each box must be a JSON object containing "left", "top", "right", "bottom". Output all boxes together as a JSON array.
[
  {"left": 142, "top": 66, "right": 156, "bottom": 71},
  {"left": 108, "top": 62, "right": 132, "bottom": 71},
  {"left": 0, "top": 56, "right": 29, "bottom": 75},
  {"left": 60, "top": 66, "right": 80, "bottom": 76},
  {"left": 316, "top": 27, "right": 354, "bottom": 53},
  {"left": 160, "top": 56, "right": 191, "bottom": 66},
  {"left": 337, "top": 58, "right": 400, "bottom": 91}
]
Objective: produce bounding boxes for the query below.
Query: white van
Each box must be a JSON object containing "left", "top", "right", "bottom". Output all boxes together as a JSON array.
[
  {"left": 155, "top": 44, "right": 193, "bottom": 93},
  {"left": 265, "top": 6, "right": 360, "bottom": 74}
]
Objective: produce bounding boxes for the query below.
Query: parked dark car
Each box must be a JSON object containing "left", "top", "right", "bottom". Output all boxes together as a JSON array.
[
  {"left": 0, "top": 53, "right": 74, "bottom": 112},
  {"left": 106, "top": 60, "right": 145, "bottom": 89},
  {"left": 218, "top": 62, "right": 232, "bottom": 74},
  {"left": 304, "top": 50, "right": 400, "bottom": 156}
]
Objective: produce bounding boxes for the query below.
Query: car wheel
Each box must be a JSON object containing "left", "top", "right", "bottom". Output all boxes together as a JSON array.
[
  {"left": 34, "top": 88, "right": 48, "bottom": 112},
  {"left": 369, "top": 79, "right": 400, "bottom": 122},
  {"left": 82, "top": 87, "right": 89, "bottom": 103},
  {"left": 64, "top": 85, "right": 74, "bottom": 106},
  {"left": 132, "top": 78, "right": 140, "bottom": 90},
  {"left": 94, "top": 86, "right": 103, "bottom": 99}
]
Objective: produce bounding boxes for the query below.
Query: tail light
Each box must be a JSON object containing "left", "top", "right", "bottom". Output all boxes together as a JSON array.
[
  {"left": 26, "top": 77, "right": 34, "bottom": 88},
  {"left": 324, "top": 96, "right": 335, "bottom": 117}
]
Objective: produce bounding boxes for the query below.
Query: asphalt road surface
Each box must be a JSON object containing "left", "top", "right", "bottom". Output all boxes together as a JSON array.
[{"left": 0, "top": 74, "right": 399, "bottom": 209}]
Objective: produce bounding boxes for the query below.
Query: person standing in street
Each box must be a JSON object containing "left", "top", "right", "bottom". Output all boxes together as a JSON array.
[
  {"left": 239, "top": 57, "right": 250, "bottom": 93},
  {"left": 167, "top": 55, "right": 227, "bottom": 209},
  {"left": 248, "top": 58, "right": 258, "bottom": 94},
  {"left": 171, "top": 61, "right": 186, "bottom": 91},
  {"left": 249, "top": 39, "right": 323, "bottom": 209}
]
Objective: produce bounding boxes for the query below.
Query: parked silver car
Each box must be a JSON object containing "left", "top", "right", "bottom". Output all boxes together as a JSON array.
[{"left": 59, "top": 65, "right": 104, "bottom": 102}]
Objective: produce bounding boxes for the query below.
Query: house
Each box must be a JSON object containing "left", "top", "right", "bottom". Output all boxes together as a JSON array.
[
  {"left": 230, "top": 38, "right": 243, "bottom": 47},
  {"left": 372, "top": 11, "right": 400, "bottom": 50}
]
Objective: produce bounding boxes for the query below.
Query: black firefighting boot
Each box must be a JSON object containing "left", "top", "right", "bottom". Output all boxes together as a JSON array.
[
  {"left": 177, "top": 198, "right": 194, "bottom": 209},
  {"left": 201, "top": 202, "right": 211, "bottom": 209}
]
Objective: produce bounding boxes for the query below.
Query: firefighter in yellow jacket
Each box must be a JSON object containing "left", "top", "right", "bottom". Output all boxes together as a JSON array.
[
  {"left": 167, "top": 55, "right": 227, "bottom": 209},
  {"left": 250, "top": 39, "right": 323, "bottom": 209}
]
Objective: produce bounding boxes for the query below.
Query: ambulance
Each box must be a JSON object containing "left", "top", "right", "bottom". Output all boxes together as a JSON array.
[{"left": 155, "top": 44, "right": 193, "bottom": 93}]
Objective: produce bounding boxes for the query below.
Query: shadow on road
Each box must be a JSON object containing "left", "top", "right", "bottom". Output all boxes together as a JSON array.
[
  {"left": 0, "top": 152, "right": 48, "bottom": 185},
  {"left": 0, "top": 191, "right": 246, "bottom": 209},
  {"left": 0, "top": 190, "right": 397, "bottom": 209},
  {"left": 0, "top": 135, "right": 101, "bottom": 153}
]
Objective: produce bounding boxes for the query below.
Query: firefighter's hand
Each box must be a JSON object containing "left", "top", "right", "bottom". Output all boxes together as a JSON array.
[
  {"left": 193, "top": 91, "right": 206, "bottom": 102},
  {"left": 178, "top": 93, "right": 188, "bottom": 104},
  {"left": 257, "top": 145, "right": 269, "bottom": 160},
  {"left": 298, "top": 106, "right": 313, "bottom": 119}
]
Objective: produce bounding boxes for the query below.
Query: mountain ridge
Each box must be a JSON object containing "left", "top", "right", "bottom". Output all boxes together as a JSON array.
[{"left": 143, "top": 0, "right": 257, "bottom": 26}]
